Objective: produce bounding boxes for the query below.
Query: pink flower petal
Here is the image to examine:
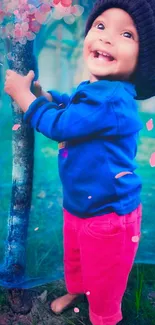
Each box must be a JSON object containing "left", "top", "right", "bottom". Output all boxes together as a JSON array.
[
  {"left": 86, "top": 291, "right": 90, "bottom": 296},
  {"left": 35, "top": 10, "right": 47, "bottom": 24},
  {"left": 72, "top": 5, "right": 84, "bottom": 17},
  {"left": 146, "top": 118, "right": 154, "bottom": 131},
  {"left": 115, "top": 171, "right": 133, "bottom": 179},
  {"left": 150, "top": 152, "right": 155, "bottom": 167},
  {"left": 74, "top": 307, "right": 79, "bottom": 313},
  {"left": 53, "top": 0, "right": 61, "bottom": 5},
  {"left": 132, "top": 235, "right": 140, "bottom": 243},
  {"left": 15, "top": 28, "right": 23, "bottom": 38},
  {"left": 40, "top": 4, "right": 51, "bottom": 14},
  {"left": 14, "top": 10, "right": 19, "bottom": 15},
  {"left": 61, "top": 0, "right": 73, "bottom": 7},
  {"left": 12, "top": 124, "right": 21, "bottom": 131}
]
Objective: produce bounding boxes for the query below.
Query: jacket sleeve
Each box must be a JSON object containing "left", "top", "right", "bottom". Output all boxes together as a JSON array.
[
  {"left": 47, "top": 90, "right": 70, "bottom": 108},
  {"left": 24, "top": 86, "right": 143, "bottom": 142}
]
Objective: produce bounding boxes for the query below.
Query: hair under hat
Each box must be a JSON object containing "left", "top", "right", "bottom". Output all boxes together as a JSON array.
[{"left": 85, "top": 0, "right": 155, "bottom": 100}]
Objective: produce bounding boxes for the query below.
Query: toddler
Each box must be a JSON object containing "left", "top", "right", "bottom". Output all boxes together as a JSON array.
[{"left": 5, "top": 0, "right": 155, "bottom": 324}]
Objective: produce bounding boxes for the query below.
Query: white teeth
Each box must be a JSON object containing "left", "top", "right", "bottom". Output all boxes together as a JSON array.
[{"left": 97, "top": 51, "right": 110, "bottom": 57}]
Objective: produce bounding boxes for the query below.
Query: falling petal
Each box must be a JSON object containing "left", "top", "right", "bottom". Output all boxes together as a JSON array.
[
  {"left": 34, "top": 227, "right": 39, "bottom": 231},
  {"left": 86, "top": 291, "right": 90, "bottom": 296},
  {"left": 12, "top": 124, "right": 21, "bottom": 131},
  {"left": 146, "top": 118, "right": 154, "bottom": 131},
  {"left": 115, "top": 171, "right": 133, "bottom": 179},
  {"left": 88, "top": 196, "right": 92, "bottom": 199},
  {"left": 74, "top": 307, "right": 79, "bottom": 313},
  {"left": 150, "top": 152, "right": 155, "bottom": 167},
  {"left": 132, "top": 235, "right": 139, "bottom": 243}
]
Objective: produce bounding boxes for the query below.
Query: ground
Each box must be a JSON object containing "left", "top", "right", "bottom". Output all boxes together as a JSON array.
[{"left": 0, "top": 264, "right": 155, "bottom": 325}]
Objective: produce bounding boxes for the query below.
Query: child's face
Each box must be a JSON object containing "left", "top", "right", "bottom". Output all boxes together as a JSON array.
[{"left": 83, "top": 8, "right": 139, "bottom": 83}]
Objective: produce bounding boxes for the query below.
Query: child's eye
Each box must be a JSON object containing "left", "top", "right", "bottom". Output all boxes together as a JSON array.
[
  {"left": 123, "top": 31, "right": 134, "bottom": 39},
  {"left": 95, "top": 23, "right": 105, "bottom": 30}
]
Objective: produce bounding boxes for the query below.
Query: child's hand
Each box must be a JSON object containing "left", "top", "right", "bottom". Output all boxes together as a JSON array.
[
  {"left": 32, "top": 80, "right": 43, "bottom": 97},
  {"left": 33, "top": 80, "right": 53, "bottom": 101},
  {"left": 4, "top": 70, "right": 34, "bottom": 101}
]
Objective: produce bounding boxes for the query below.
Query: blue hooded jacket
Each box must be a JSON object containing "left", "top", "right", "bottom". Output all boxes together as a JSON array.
[{"left": 24, "top": 80, "right": 143, "bottom": 217}]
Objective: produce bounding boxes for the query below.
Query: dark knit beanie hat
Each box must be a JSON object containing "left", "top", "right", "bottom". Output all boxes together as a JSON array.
[{"left": 85, "top": 0, "right": 155, "bottom": 100}]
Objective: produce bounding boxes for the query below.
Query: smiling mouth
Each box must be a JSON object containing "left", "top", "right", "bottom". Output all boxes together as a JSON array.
[{"left": 92, "top": 50, "right": 115, "bottom": 61}]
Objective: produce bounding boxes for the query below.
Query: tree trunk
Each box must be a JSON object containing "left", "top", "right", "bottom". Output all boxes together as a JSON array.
[{"left": 2, "top": 39, "right": 38, "bottom": 313}]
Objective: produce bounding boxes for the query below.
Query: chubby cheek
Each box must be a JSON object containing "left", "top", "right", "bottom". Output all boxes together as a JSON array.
[
  {"left": 83, "top": 41, "right": 89, "bottom": 61},
  {"left": 83, "top": 33, "right": 93, "bottom": 61},
  {"left": 120, "top": 46, "right": 139, "bottom": 74},
  {"left": 128, "top": 50, "right": 139, "bottom": 73}
]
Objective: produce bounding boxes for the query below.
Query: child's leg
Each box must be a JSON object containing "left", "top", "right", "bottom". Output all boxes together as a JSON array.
[
  {"left": 51, "top": 209, "right": 84, "bottom": 314},
  {"left": 80, "top": 205, "right": 142, "bottom": 325}
]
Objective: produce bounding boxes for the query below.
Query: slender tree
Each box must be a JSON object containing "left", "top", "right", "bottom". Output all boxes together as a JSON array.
[{"left": 4, "top": 39, "right": 38, "bottom": 314}]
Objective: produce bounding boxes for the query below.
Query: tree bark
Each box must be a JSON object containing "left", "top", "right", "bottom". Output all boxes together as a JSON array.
[{"left": 2, "top": 39, "right": 38, "bottom": 313}]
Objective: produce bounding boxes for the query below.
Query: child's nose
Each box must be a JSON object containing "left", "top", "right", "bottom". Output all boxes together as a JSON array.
[
  {"left": 99, "top": 32, "right": 114, "bottom": 45},
  {"left": 99, "top": 38, "right": 111, "bottom": 45}
]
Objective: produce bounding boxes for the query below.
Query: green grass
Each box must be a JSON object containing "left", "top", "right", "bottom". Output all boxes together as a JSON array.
[
  {"left": 120, "top": 264, "right": 155, "bottom": 324},
  {"left": 135, "top": 264, "right": 145, "bottom": 314}
]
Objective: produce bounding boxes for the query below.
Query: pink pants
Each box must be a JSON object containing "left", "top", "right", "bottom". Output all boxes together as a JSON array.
[{"left": 63, "top": 205, "right": 142, "bottom": 325}]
